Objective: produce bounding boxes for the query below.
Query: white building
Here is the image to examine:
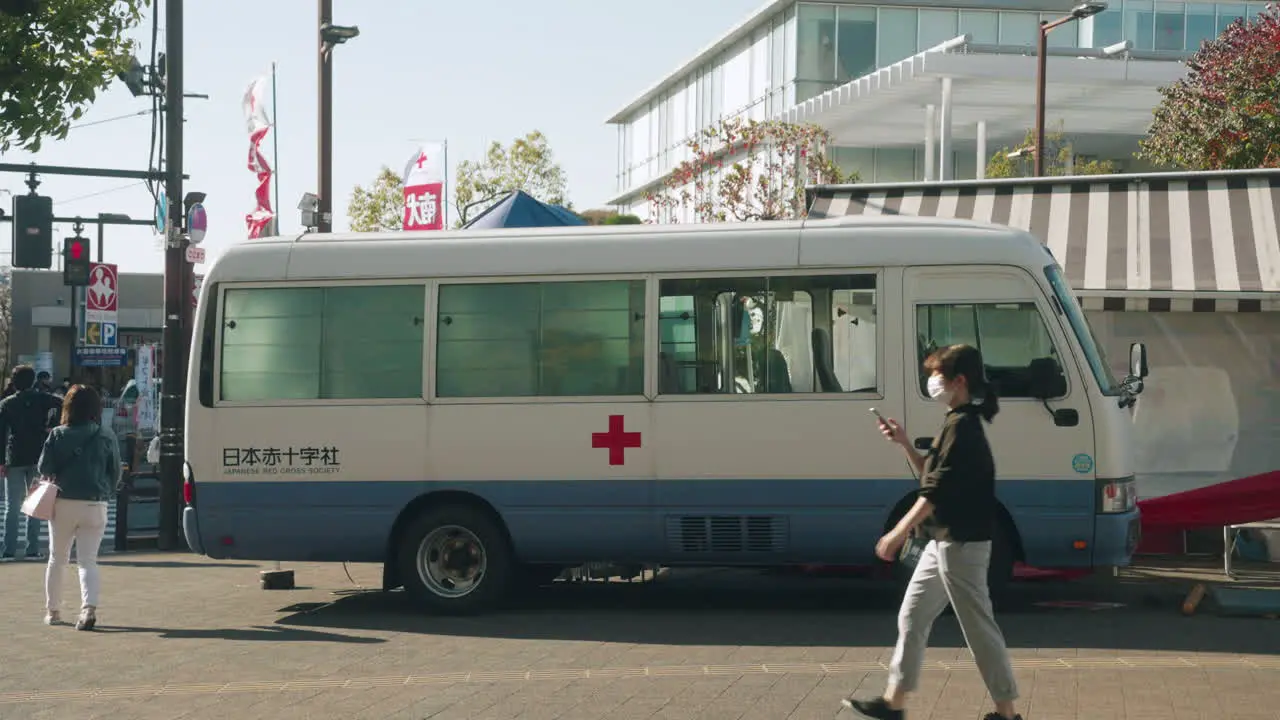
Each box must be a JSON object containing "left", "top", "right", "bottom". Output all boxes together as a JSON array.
[{"left": 608, "top": 0, "right": 1273, "bottom": 218}]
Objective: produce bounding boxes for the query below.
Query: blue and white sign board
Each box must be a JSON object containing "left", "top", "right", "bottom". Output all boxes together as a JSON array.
[
  {"left": 74, "top": 347, "right": 128, "bottom": 368},
  {"left": 155, "top": 190, "right": 167, "bottom": 235},
  {"left": 35, "top": 351, "right": 53, "bottom": 377},
  {"left": 83, "top": 321, "right": 118, "bottom": 347}
]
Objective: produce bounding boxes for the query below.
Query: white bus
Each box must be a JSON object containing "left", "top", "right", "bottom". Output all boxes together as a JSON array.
[{"left": 182, "top": 215, "right": 1147, "bottom": 614}]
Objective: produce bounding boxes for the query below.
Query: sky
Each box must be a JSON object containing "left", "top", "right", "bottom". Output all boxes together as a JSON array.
[{"left": 2, "top": 0, "right": 764, "bottom": 275}]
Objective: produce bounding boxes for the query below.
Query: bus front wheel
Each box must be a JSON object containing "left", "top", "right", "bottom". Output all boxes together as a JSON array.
[{"left": 398, "top": 504, "right": 513, "bottom": 615}]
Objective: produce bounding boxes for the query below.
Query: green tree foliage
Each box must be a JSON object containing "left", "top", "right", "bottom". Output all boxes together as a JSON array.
[
  {"left": 985, "top": 126, "right": 1118, "bottom": 179},
  {"left": 647, "top": 117, "right": 850, "bottom": 223},
  {"left": 0, "top": 0, "right": 145, "bottom": 151},
  {"left": 602, "top": 213, "right": 642, "bottom": 225},
  {"left": 577, "top": 209, "right": 642, "bottom": 225},
  {"left": 347, "top": 166, "right": 404, "bottom": 232},
  {"left": 1138, "top": 6, "right": 1280, "bottom": 169},
  {"left": 453, "top": 130, "right": 569, "bottom": 226}
]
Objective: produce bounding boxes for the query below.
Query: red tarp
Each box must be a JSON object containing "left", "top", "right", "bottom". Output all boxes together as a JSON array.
[{"left": 1138, "top": 470, "right": 1280, "bottom": 531}]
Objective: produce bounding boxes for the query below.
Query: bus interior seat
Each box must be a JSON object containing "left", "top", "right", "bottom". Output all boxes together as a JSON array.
[
  {"left": 1026, "top": 356, "right": 1067, "bottom": 398},
  {"left": 763, "top": 348, "right": 793, "bottom": 393},
  {"left": 659, "top": 352, "right": 682, "bottom": 394},
  {"left": 811, "top": 327, "right": 843, "bottom": 393}
]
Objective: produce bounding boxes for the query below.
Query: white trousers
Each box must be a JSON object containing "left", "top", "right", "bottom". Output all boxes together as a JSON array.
[
  {"left": 45, "top": 498, "right": 108, "bottom": 613},
  {"left": 888, "top": 539, "right": 1019, "bottom": 703}
]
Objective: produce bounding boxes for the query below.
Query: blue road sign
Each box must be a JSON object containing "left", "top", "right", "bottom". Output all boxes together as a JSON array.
[
  {"left": 74, "top": 347, "right": 127, "bottom": 368},
  {"left": 155, "top": 190, "right": 167, "bottom": 234}
]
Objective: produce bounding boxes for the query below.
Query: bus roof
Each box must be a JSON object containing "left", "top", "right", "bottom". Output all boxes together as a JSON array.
[{"left": 207, "top": 214, "right": 1050, "bottom": 284}]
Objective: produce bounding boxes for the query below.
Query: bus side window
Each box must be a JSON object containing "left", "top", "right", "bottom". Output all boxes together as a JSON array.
[
  {"left": 915, "top": 302, "right": 1066, "bottom": 399},
  {"left": 198, "top": 282, "right": 218, "bottom": 407},
  {"left": 220, "top": 284, "right": 426, "bottom": 402},
  {"left": 656, "top": 274, "right": 878, "bottom": 395},
  {"left": 436, "top": 280, "right": 645, "bottom": 398}
]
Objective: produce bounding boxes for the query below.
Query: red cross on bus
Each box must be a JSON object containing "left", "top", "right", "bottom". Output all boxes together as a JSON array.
[{"left": 591, "top": 415, "right": 641, "bottom": 466}]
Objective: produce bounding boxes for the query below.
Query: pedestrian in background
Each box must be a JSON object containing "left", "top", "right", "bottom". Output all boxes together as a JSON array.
[
  {"left": 843, "top": 344, "right": 1022, "bottom": 720},
  {"left": 0, "top": 365, "right": 62, "bottom": 561},
  {"left": 38, "top": 385, "right": 121, "bottom": 630}
]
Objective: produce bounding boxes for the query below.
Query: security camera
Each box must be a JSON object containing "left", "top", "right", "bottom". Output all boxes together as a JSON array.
[
  {"left": 320, "top": 23, "right": 360, "bottom": 44},
  {"left": 297, "top": 193, "right": 319, "bottom": 212},
  {"left": 1101, "top": 40, "right": 1131, "bottom": 56}
]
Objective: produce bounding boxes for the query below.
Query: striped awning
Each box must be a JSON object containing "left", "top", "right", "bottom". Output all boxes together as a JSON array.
[{"left": 808, "top": 171, "right": 1280, "bottom": 312}]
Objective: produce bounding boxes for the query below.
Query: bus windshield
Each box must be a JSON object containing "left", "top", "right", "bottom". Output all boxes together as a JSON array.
[{"left": 1045, "top": 264, "right": 1118, "bottom": 395}]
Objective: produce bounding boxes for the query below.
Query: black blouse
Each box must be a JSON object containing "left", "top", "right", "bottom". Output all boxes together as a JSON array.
[{"left": 918, "top": 404, "right": 997, "bottom": 543}]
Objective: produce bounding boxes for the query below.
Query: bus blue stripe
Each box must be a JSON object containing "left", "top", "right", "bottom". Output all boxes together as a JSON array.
[{"left": 188, "top": 478, "right": 1123, "bottom": 569}]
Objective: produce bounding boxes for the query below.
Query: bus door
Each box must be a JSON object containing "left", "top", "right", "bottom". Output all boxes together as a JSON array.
[{"left": 901, "top": 266, "right": 1096, "bottom": 568}]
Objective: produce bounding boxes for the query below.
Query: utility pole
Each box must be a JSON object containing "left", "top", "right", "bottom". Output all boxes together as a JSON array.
[
  {"left": 317, "top": 1, "right": 358, "bottom": 234},
  {"left": 158, "top": 0, "right": 186, "bottom": 551},
  {"left": 317, "top": 0, "right": 333, "bottom": 233}
]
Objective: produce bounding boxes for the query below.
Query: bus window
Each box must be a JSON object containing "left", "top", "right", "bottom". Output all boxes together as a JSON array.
[
  {"left": 219, "top": 284, "right": 426, "bottom": 402},
  {"left": 915, "top": 302, "right": 1065, "bottom": 399},
  {"left": 435, "top": 279, "right": 645, "bottom": 398},
  {"left": 658, "top": 274, "right": 877, "bottom": 395}
]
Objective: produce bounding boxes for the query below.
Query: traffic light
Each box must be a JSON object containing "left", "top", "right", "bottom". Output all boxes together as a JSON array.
[
  {"left": 63, "top": 237, "right": 90, "bottom": 287},
  {"left": 12, "top": 194, "right": 53, "bottom": 269}
]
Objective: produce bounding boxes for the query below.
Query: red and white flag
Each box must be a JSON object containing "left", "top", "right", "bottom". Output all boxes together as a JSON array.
[
  {"left": 402, "top": 142, "right": 446, "bottom": 231},
  {"left": 243, "top": 75, "right": 275, "bottom": 238}
]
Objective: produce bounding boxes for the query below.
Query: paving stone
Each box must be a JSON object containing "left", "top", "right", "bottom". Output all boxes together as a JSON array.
[{"left": 4, "top": 554, "right": 1280, "bottom": 719}]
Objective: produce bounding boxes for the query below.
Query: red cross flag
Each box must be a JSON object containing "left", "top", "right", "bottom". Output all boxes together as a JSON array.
[{"left": 402, "top": 142, "right": 446, "bottom": 231}]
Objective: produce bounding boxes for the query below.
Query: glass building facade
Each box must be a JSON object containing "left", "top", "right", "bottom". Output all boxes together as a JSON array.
[{"left": 614, "top": 1, "right": 1270, "bottom": 201}]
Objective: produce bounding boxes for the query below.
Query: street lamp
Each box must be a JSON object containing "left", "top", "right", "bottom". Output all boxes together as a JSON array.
[
  {"left": 317, "top": 1, "right": 360, "bottom": 234},
  {"left": 1034, "top": 2, "right": 1107, "bottom": 176}
]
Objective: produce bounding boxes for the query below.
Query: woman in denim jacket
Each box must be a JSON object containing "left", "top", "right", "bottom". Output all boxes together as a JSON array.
[{"left": 37, "top": 385, "right": 121, "bottom": 630}]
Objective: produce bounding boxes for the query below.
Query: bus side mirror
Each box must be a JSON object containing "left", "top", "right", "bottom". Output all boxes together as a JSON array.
[{"left": 1129, "top": 343, "right": 1148, "bottom": 379}]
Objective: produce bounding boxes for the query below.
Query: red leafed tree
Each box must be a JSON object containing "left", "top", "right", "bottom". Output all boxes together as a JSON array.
[
  {"left": 646, "top": 117, "right": 849, "bottom": 223},
  {"left": 1139, "top": 5, "right": 1280, "bottom": 170}
]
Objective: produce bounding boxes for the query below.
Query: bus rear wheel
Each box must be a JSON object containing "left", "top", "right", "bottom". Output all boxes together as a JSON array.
[{"left": 398, "top": 504, "right": 513, "bottom": 615}]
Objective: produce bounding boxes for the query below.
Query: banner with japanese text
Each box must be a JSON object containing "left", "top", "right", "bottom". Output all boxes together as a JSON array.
[{"left": 402, "top": 142, "right": 446, "bottom": 231}]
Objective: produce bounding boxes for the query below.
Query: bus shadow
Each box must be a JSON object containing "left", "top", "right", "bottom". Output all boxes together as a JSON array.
[
  {"left": 271, "top": 571, "right": 1280, "bottom": 656},
  {"left": 98, "top": 624, "right": 385, "bottom": 644},
  {"left": 98, "top": 560, "right": 250, "bottom": 569}
]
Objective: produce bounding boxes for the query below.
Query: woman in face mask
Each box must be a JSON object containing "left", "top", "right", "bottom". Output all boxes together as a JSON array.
[{"left": 843, "top": 344, "right": 1021, "bottom": 720}]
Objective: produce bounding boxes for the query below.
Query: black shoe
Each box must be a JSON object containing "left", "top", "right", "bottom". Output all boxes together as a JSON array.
[
  {"left": 983, "top": 714, "right": 1022, "bottom": 720},
  {"left": 23, "top": 554, "right": 44, "bottom": 562},
  {"left": 842, "top": 696, "right": 904, "bottom": 720},
  {"left": 1, "top": 552, "right": 14, "bottom": 560}
]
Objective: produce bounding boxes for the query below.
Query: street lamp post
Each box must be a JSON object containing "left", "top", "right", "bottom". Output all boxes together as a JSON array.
[
  {"left": 317, "top": 1, "right": 359, "bottom": 234},
  {"left": 1035, "top": 2, "right": 1108, "bottom": 176}
]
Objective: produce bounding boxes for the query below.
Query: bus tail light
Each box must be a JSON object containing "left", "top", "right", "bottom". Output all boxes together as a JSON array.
[
  {"left": 1096, "top": 476, "right": 1136, "bottom": 514},
  {"left": 182, "top": 461, "right": 195, "bottom": 505}
]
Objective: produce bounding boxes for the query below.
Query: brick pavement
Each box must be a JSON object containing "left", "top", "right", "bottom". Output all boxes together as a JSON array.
[{"left": 3, "top": 553, "right": 1279, "bottom": 719}]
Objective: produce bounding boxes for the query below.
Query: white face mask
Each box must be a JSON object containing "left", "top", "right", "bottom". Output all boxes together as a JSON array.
[{"left": 927, "top": 374, "right": 952, "bottom": 405}]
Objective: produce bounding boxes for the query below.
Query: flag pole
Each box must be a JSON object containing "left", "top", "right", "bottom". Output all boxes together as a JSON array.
[
  {"left": 271, "top": 62, "right": 281, "bottom": 234},
  {"left": 443, "top": 140, "right": 449, "bottom": 228}
]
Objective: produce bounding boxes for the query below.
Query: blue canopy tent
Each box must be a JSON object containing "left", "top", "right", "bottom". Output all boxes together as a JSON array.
[{"left": 462, "top": 190, "right": 586, "bottom": 229}]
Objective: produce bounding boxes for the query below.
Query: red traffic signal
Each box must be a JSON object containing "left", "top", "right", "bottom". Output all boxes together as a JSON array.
[{"left": 62, "top": 237, "right": 91, "bottom": 287}]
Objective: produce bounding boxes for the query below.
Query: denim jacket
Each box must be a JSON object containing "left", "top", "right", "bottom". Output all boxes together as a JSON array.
[{"left": 36, "top": 422, "right": 121, "bottom": 502}]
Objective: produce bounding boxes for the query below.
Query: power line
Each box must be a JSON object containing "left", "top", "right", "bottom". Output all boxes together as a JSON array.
[
  {"left": 67, "top": 109, "right": 151, "bottom": 131},
  {"left": 53, "top": 181, "right": 148, "bottom": 205}
]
